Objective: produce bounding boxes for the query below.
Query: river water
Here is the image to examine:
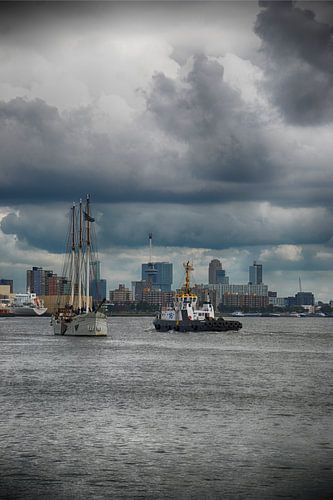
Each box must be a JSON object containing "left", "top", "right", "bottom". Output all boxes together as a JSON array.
[{"left": 0, "top": 316, "right": 332, "bottom": 499}]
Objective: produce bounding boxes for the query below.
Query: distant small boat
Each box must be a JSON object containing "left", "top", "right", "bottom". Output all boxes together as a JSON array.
[{"left": 231, "top": 311, "right": 245, "bottom": 317}]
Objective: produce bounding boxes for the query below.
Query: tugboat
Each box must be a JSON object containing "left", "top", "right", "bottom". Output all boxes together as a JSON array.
[{"left": 153, "top": 261, "right": 242, "bottom": 332}]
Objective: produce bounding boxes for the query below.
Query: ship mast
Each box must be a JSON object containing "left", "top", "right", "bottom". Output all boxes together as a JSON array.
[
  {"left": 85, "top": 194, "right": 91, "bottom": 313},
  {"left": 70, "top": 202, "right": 76, "bottom": 307},
  {"left": 78, "top": 199, "right": 83, "bottom": 311}
]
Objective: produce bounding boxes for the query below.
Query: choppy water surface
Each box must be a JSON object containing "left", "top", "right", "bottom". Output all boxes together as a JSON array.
[{"left": 0, "top": 316, "right": 332, "bottom": 499}]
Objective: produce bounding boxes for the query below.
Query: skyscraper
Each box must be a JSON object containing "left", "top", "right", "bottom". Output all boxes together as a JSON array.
[
  {"left": 90, "top": 260, "right": 101, "bottom": 280},
  {"left": 249, "top": 261, "right": 263, "bottom": 285},
  {"left": 208, "top": 259, "right": 228, "bottom": 284},
  {"left": 90, "top": 260, "right": 107, "bottom": 302},
  {"left": 141, "top": 262, "right": 173, "bottom": 292}
]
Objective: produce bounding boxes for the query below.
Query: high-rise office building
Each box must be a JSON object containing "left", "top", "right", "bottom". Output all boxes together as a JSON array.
[
  {"left": 141, "top": 262, "right": 173, "bottom": 292},
  {"left": 216, "top": 269, "right": 229, "bottom": 285},
  {"left": 208, "top": 259, "right": 229, "bottom": 284},
  {"left": 249, "top": 261, "right": 263, "bottom": 285},
  {"left": 295, "top": 292, "right": 314, "bottom": 306},
  {"left": 89, "top": 260, "right": 106, "bottom": 302},
  {"left": 90, "top": 260, "right": 101, "bottom": 280},
  {"left": 90, "top": 279, "right": 107, "bottom": 302},
  {"left": 209, "top": 259, "right": 221, "bottom": 284}
]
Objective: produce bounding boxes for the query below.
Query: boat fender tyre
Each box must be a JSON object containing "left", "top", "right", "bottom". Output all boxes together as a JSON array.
[
  {"left": 156, "top": 324, "right": 161, "bottom": 330},
  {"left": 193, "top": 324, "right": 198, "bottom": 331},
  {"left": 208, "top": 321, "right": 214, "bottom": 328}
]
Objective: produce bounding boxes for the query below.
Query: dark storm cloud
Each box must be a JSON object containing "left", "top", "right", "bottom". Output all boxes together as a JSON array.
[
  {"left": 0, "top": 52, "right": 332, "bottom": 229},
  {"left": 0, "top": 52, "right": 280, "bottom": 207},
  {"left": 255, "top": 1, "right": 333, "bottom": 125},
  {"left": 0, "top": 206, "right": 67, "bottom": 253},
  {"left": 0, "top": 97, "right": 184, "bottom": 205},
  {"left": 2, "top": 202, "right": 332, "bottom": 255},
  {"left": 147, "top": 53, "right": 274, "bottom": 184}
]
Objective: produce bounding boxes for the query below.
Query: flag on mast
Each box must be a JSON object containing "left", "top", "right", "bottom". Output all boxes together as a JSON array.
[{"left": 83, "top": 211, "right": 95, "bottom": 222}]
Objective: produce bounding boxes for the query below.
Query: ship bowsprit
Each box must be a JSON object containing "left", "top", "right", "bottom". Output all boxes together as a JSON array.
[{"left": 153, "top": 316, "right": 242, "bottom": 333}]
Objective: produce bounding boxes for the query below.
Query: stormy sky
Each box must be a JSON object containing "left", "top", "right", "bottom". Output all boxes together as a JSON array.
[{"left": 1, "top": 0, "right": 333, "bottom": 300}]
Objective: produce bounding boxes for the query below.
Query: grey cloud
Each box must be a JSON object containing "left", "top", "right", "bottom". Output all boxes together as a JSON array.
[
  {"left": 1, "top": 207, "right": 68, "bottom": 253},
  {"left": 2, "top": 202, "right": 332, "bottom": 255},
  {"left": 255, "top": 1, "right": 333, "bottom": 124},
  {"left": 0, "top": 89, "right": 279, "bottom": 207},
  {"left": 0, "top": 77, "right": 332, "bottom": 214},
  {"left": 0, "top": 97, "right": 178, "bottom": 205},
  {"left": 148, "top": 54, "right": 275, "bottom": 184}
]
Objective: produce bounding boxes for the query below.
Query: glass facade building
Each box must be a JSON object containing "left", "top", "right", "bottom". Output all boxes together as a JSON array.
[
  {"left": 141, "top": 262, "right": 173, "bottom": 292},
  {"left": 249, "top": 261, "right": 263, "bottom": 285}
]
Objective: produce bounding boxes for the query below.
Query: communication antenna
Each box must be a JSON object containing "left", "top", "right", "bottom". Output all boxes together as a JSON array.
[
  {"left": 149, "top": 232, "right": 153, "bottom": 264},
  {"left": 146, "top": 233, "right": 157, "bottom": 291}
]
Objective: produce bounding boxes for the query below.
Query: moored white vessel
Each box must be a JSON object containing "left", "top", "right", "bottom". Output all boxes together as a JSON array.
[
  {"left": 11, "top": 292, "right": 47, "bottom": 317},
  {"left": 52, "top": 195, "right": 108, "bottom": 337}
]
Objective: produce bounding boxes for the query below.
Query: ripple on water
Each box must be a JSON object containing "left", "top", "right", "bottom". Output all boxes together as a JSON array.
[{"left": 0, "top": 316, "right": 332, "bottom": 499}]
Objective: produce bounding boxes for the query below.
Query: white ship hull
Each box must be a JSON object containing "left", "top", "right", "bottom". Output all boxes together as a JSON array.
[
  {"left": 12, "top": 306, "right": 48, "bottom": 317},
  {"left": 53, "top": 311, "right": 107, "bottom": 336}
]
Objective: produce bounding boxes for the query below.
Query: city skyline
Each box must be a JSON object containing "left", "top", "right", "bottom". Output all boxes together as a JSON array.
[
  {"left": 0, "top": 1, "right": 333, "bottom": 301},
  {"left": 1, "top": 256, "right": 322, "bottom": 304}
]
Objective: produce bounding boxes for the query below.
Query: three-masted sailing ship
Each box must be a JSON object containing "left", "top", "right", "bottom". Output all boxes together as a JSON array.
[{"left": 52, "top": 195, "right": 108, "bottom": 336}]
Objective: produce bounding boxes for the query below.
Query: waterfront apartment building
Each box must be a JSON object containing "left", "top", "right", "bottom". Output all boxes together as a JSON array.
[
  {"left": 249, "top": 261, "right": 263, "bottom": 285},
  {"left": 209, "top": 283, "right": 268, "bottom": 299},
  {"left": 141, "top": 262, "right": 173, "bottom": 292},
  {"left": 222, "top": 293, "right": 269, "bottom": 310},
  {"left": 110, "top": 284, "right": 133, "bottom": 304},
  {"left": 295, "top": 292, "right": 315, "bottom": 306},
  {"left": 0, "top": 279, "right": 13, "bottom": 293},
  {"left": 269, "top": 296, "right": 287, "bottom": 307},
  {"left": 131, "top": 280, "right": 147, "bottom": 302},
  {"left": 206, "top": 283, "right": 269, "bottom": 310},
  {"left": 190, "top": 283, "right": 268, "bottom": 311},
  {"left": 142, "top": 289, "right": 175, "bottom": 307},
  {"left": 26, "top": 266, "right": 70, "bottom": 296}
]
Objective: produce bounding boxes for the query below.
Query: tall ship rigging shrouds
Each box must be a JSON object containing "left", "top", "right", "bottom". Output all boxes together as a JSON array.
[
  {"left": 153, "top": 262, "right": 242, "bottom": 332},
  {"left": 51, "top": 195, "right": 108, "bottom": 336}
]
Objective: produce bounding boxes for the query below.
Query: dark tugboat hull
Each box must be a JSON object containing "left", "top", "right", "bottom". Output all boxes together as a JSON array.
[{"left": 153, "top": 318, "right": 242, "bottom": 332}]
